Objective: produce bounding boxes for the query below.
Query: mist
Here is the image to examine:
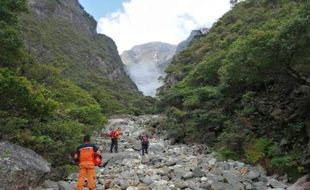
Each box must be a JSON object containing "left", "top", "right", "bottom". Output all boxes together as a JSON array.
[{"left": 125, "top": 63, "right": 163, "bottom": 97}]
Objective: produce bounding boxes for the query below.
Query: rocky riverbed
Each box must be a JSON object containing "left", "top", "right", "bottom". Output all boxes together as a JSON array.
[{"left": 37, "top": 115, "right": 295, "bottom": 190}]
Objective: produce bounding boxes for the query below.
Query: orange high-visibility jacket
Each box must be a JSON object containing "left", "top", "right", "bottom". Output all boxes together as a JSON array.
[{"left": 76, "top": 144, "right": 98, "bottom": 164}]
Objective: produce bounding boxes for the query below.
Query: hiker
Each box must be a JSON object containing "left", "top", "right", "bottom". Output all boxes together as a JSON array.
[
  {"left": 139, "top": 134, "right": 149, "bottom": 156},
  {"left": 73, "top": 135, "right": 101, "bottom": 190},
  {"left": 109, "top": 127, "right": 122, "bottom": 153}
]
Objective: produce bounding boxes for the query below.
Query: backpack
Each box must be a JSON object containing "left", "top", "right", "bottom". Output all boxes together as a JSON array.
[
  {"left": 110, "top": 130, "right": 117, "bottom": 139},
  {"left": 142, "top": 135, "right": 149, "bottom": 144},
  {"left": 93, "top": 154, "right": 102, "bottom": 166}
]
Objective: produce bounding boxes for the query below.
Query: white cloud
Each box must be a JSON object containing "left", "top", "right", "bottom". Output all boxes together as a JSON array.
[
  {"left": 125, "top": 63, "right": 163, "bottom": 97},
  {"left": 98, "top": 0, "right": 231, "bottom": 53}
]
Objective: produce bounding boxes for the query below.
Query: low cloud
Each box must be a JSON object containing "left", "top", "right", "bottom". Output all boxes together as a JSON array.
[
  {"left": 125, "top": 63, "right": 163, "bottom": 97},
  {"left": 98, "top": 0, "right": 231, "bottom": 53}
]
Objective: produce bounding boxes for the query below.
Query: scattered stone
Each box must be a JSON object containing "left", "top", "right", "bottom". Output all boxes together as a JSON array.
[
  {"left": 58, "top": 181, "right": 74, "bottom": 190},
  {"left": 36, "top": 115, "right": 294, "bottom": 190},
  {"left": 268, "top": 178, "right": 288, "bottom": 189},
  {"left": 175, "top": 179, "right": 188, "bottom": 189},
  {"left": 247, "top": 168, "right": 260, "bottom": 180}
]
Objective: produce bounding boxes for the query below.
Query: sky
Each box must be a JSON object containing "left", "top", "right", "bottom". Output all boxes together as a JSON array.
[
  {"left": 79, "top": 0, "right": 129, "bottom": 21},
  {"left": 79, "top": 0, "right": 231, "bottom": 53}
]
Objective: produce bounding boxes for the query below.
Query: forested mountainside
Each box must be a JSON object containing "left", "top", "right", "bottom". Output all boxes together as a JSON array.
[
  {"left": 0, "top": 0, "right": 153, "bottom": 169},
  {"left": 158, "top": 0, "right": 309, "bottom": 180}
]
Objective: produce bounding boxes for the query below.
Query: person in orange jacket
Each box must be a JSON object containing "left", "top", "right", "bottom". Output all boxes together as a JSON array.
[
  {"left": 109, "top": 127, "right": 122, "bottom": 153},
  {"left": 74, "top": 135, "right": 101, "bottom": 190}
]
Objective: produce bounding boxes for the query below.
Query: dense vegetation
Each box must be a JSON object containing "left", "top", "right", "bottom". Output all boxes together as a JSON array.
[
  {"left": 0, "top": 0, "right": 154, "bottom": 171},
  {"left": 159, "top": 0, "right": 309, "bottom": 180}
]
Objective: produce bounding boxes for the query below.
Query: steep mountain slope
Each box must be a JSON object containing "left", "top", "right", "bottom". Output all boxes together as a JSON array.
[
  {"left": 0, "top": 0, "right": 154, "bottom": 169},
  {"left": 21, "top": 0, "right": 144, "bottom": 103},
  {"left": 121, "top": 42, "right": 176, "bottom": 70},
  {"left": 159, "top": 0, "right": 309, "bottom": 180},
  {"left": 175, "top": 28, "right": 209, "bottom": 54}
]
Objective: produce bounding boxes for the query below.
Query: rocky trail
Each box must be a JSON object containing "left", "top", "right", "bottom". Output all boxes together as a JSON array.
[{"left": 38, "top": 115, "right": 302, "bottom": 190}]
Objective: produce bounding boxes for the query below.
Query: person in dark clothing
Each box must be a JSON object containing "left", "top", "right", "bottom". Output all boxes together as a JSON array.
[
  {"left": 109, "top": 127, "right": 122, "bottom": 153},
  {"left": 139, "top": 134, "right": 149, "bottom": 156}
]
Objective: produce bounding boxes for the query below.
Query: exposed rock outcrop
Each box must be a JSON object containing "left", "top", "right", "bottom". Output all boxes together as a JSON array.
[
  {"left": 175, "top": 28, "right": 209, "bottom": 54},
  {"left": 121, "top": 42, "right": 176, "bottom": 96},
  {"left": 0, "top": 141, "right": 50, "bottom": 190},
  {"left": 22, "top": 0, "right": 138, "bottom": 92}
]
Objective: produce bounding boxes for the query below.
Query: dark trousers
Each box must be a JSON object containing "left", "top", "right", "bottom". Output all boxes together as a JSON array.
[
  {"left": 110, "top": 139, "right": 118, "bottom": 153},
  {"left": 142, "top": 144, "right": 148, "bottom": 156}
]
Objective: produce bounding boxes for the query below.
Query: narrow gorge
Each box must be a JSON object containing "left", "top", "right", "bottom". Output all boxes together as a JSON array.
[{"left": 0, "top": 0, "right": 309, "bottom": 189}]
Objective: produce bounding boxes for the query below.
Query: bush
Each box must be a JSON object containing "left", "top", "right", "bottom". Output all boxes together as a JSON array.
[{"left": 245, "top": 138, "right": 273, "bottom": 164}]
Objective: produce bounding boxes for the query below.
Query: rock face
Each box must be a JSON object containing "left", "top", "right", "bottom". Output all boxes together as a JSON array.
[
  {"left": 175, "top": 28, "right": 209, "bottom": 54},
  {"left": 37, "top": 115, "right": 290, "bottom": 190},
  {"left": 22, "top": 0, "right": 138, "bottom": 91},
  {"left": 0, "top": 141, "right": 50, "bottom": 190},
  {"left": 121, "top": 42, "right": 176, "bottom": 70},
  {"left": 121, "top": 42, "right": 176, "bottom": 96}
]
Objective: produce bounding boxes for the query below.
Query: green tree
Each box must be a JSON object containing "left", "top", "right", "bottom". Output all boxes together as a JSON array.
[{"left": 0, "top": 0, "right": 27, "bottom": 67}]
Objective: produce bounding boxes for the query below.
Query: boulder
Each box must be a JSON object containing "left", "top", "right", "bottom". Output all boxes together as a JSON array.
[
  {"left": 0, "top": 141, "right": 50, "bottom": 190},
  {"left": 58, "top": 181, "right": 74, "bottom": 190},
  {"left": 287, "top": 175, "right": 310, "bottom": 190},
  {"left": 148, "top": 143, "right": 165, "bottom": 153}
]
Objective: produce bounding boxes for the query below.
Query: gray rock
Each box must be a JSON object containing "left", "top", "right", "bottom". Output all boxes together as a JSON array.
[
  {"left": 0, "top": 141, "right": 51, "bottom": 190},
  {"left": 173, "top": 166, "right": 187, "bottom": 178},
  {"left": 223, "top": 172, "right": 242, "bottom": 184},
  {"left": 141, "top": 155, "right": 151, "bottom": 164},
  {"left": 66, "top": 173, "right": 78, "bottom": 181},
  {"left": 192, "top": 167, "right": 205, "bottom": 177},
  {"left": 150, "top": 180, "right": 169, "bottom": 190},
  {"left": 268, "top": 178, "right": 288, "bottom": 189},
  {"left": 182, "top": 172, "right": 194, "bottom": 179},
  {"left": 157, "top": 166, "right": 171, "bottom": 177},
  {"left": 140, "top": 176, "right": 153, "bottom": 186},
  {"left": 211, "top": 182, "right": 233, "bottom": 190},
  {"left": 247, "top": 168, "right": 260, "bottom": 180},
  {"left": 120, "top": 179, "right": 130, "bottom": 190},
  {"left": 148, "top": 143, "right": 165, "bottom": 153},
  {"left": 231, "top": 182, "right": 244, "bottom": 190},
  {"left": 243, "top": 181, "right": 253, "bottom": 190},
  {"left": 287, "top": 175, "right": 310, "bottom": 190},
  {"left": 253, "top": 181, "right": 267, "bottom": 190},
  {"left": 98, "top": 178, "right": 105, "bottom": 185},
  {"left": 199, "top": 182, "right": 211, "bottom": 189},
  {"left": 175, "top": 179, "right": 188, "bottom": 189},
  {"left": 58, "top": 181, "right": 74, "bottom": 190},
  {"left": 126, "top": 187, "right": 139, "bottom": 190},
  {"left": 166, "top": 158, "right": 178, "bottom": 166},
  {"left": 41, "top": 180, "right": 59, "bottom": 189}
]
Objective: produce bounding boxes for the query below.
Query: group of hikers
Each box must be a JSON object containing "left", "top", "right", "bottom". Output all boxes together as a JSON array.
[{"left": 73, "top": 128, "right": 149, "bottom": 190}]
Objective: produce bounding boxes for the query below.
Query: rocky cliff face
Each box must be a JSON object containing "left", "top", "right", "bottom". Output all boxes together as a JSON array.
[
  {"left": 175, "top": 28, "right": 209, "bottom": 54},
  {"left": 22, "top": 0, "right": 138, "bottom": 91},
  {"left": 121, "top": 42, "right": 176, "bottom": 96},
  {"left": 121, "top": 42, "right": 176, "bottom": 71}
]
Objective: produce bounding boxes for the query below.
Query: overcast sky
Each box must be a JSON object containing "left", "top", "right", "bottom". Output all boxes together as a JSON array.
[{"left": 80, "top": 0, "right": 231, "bottom": 53}]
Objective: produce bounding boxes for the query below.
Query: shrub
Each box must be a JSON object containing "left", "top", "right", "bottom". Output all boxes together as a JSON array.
[{"left": 245, "top": 138, "right": 273, "bottom": 164}]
